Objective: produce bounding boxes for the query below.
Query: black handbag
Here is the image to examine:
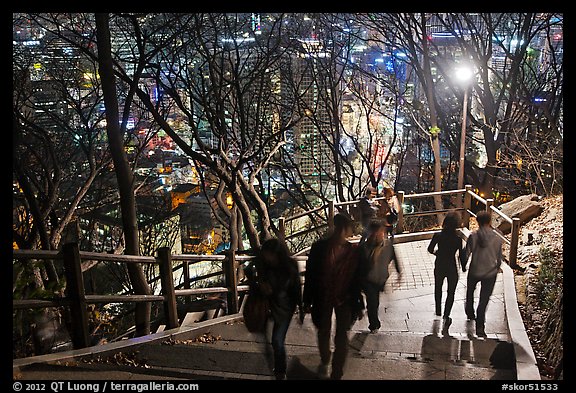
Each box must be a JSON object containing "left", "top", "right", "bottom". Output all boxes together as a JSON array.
[{"left": 242, "top": 288, "right": 270, "bottom": 333}]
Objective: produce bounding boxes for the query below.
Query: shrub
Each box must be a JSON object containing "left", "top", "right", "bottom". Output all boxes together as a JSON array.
[{"left": 534, "top": 246, "right": 563, "bottom": 310}]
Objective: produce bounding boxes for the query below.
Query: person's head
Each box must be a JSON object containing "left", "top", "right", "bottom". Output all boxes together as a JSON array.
[
  {"left": 476, "top": 210, "right": 492, "bottom": 227},
  {"left": 367, "top": 220, "right": 387, "bottom": 243},
  {"left": 364, "top": 186, "right": 377, "bottom": 199},
  {"left": 333, "top": 213, "right": 354, "bottom": 239},
  {"left": 259, "top": 238, "right": 290, "bottom": 267},
  {"left": 383, "top": 186, "right": 394, "bottom": 199},
  {"left": 442, "top": 212, "right": 460, "bottom": 233}
]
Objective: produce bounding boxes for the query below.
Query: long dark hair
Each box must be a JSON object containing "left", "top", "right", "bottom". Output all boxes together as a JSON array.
[
  {"left": 260, "top": 238, "right": 290, "bottom": 261},
  {"left": 441, "top": 212, "right": 460, "bottom": 234},
  {"left": 259, "top": 238, "right": 298, "bottom": 274}
]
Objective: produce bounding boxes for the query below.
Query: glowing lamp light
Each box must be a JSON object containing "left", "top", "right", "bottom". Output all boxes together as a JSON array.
[{"left": 455, "top": 66, "right": 473, "bottom": 83}]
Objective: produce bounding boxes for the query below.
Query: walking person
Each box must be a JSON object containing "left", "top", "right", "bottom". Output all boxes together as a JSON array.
[
  {"left": 378, "top": 186, "right": 400, "bottom": 240},
  {"left": 462, "top": 210, "right": 503, "bottom": 338},
  {"left": 358, "top": 221, "right": 402, "bottom": 333},
  {"left": 427, "top": 212, "right": 467, "bottom": 335},
  {"left": 358, "top": 186, "right": 379, "bottom": 244},
  {"left": 302, "top": 213, "right": 364, "bottom": 380},
  {"left": 245, "top": 238, "right": 303, "bottom": 380}
]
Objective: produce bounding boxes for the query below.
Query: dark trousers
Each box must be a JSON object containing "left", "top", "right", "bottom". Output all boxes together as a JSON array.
[
  {"left": 362, "top": 281, "right": 384, "bottom": 331},
  {"left": 465, "top": 274, "right": 497, "bottom": 325},
  {"left": 270, "top": 310, "right": 293, "bottom": 375},
  {"left": 315, "top": 301, "right": 353, "bottom": 379},
  {"left": 434, "top": 268, "right": 458, "bottom": 318}
]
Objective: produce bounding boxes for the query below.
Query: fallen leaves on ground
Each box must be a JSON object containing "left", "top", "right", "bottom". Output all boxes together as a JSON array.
[
  {"left": 82, "top": 350, "right": 150, "bottom": 368},
  {"left": 161, "top": 332, "right": 222, "bottom": 345}
]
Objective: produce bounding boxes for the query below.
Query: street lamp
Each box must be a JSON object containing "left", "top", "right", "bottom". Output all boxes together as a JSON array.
[{"left": 455, "top": 65, "right": 474, "bottom": 192}]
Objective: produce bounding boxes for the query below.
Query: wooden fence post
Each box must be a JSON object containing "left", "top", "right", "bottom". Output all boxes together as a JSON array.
[
  {"left": 486, "top": 198, "right": 494, "bottom": 212},
  {"left": 463, "top": 185, "right": 472, "bottom": 228},
  {"left": 224, "top": 248, "right": 239, "bottom": 314},
  {"left": 509, "top": 217, "right": 521, "bottom": 268},
  {"left": 158, "top": 247, "right": 179, "bottom": 329},
  {"left": 328, "top": 200, "right": 335, "bottom": 234},
  {"left": 182, "top": 261, "right": 191, "bottom": 304},
  {"left": 62, "top": 243, "right": 90, "bottom": 349},
  {"left": 396, "top": 191, "right": 405, "bottom": 234},
  {"left": 278, "top": 217, "right": 286, "bottom": 243}
]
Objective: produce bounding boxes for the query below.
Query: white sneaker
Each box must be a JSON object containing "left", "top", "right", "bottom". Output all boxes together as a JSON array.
[{"left": 317, "top": 363, "right": 330, "bottom": 379}]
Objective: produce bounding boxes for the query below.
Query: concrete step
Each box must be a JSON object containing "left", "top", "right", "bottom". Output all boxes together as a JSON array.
[{"left": 17, "top": 331, "right": 514, "bottom": 381}]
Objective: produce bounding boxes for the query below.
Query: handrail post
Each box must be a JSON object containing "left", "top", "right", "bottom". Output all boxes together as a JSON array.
[
  {"left": 224, "top": 248, "right": 239, "bottom": 314},
  {"left": 396, "top": 191, "right": 405, "bottom": 233},
  {"left": 463, "top": 185, "right": 472, "bottom": 228},
  {"left": 183, "top": 261, "right": 191, "bottom": 304},
  {"left": 486, "top": 198, "right": 494, "bottom": 212},
  {"left": 328, "top": 200, "right": 335, "bottom": 234},
  {"left": 278, "top": 217, "right": 286, "bottom": 243},
  {"left": 158, "top": 247, "right": 179, "bottom": 329},
  {"left": 62, "top": 243, "right": 90, "bottom": 349},
  {"left": 509, "top": 217, "right": 521, "bottom": 268}
]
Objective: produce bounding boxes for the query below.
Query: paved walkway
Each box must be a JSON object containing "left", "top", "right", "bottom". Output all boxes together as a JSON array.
[{"left": 14, "top": 236, "right": 537, "bottom": 381}]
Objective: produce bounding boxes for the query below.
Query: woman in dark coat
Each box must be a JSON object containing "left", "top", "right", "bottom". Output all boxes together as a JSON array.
[
  {"left": 427, "top": 212, "right": 466, "bottom": 335},
  {"left": 247, "top": 238, "right": 302, "bottom": 380}
]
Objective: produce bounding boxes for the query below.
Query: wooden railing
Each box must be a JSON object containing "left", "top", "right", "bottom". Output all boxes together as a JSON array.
[
  {"left": 13, "top": 246, "right": 253, "bottom": 350},
  {"left": 279, "top": 184, "right": 520, "bottom": 266},
  {"left": 13, "top": 185, "right": 521, "bottom": 352}
]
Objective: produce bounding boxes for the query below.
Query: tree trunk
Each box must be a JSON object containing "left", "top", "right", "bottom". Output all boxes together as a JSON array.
[
  {"left": 420, "top": 14, "right": 444, "bottom": 225},
  {"left": 95, "top": 13, "right": 151, "bottom": 336}
]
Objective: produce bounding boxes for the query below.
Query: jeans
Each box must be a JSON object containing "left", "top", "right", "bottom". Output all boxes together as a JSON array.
[
  {"left": 315, "top": 301, "right": 353, "bottom": 379},
  {"left": 270, "top": 310, "right": 293, "bottom": 375},
  {"left": 362, "top": 281, "right": 383, "bottom": 330},
  {"left": 465, "top": 273, "right": 497, "bottom": 325},
  {"left": 434, "top": 267, "right": 458, "bottom": 318}
]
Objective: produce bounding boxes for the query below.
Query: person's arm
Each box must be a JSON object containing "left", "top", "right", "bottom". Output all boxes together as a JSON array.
[
  {"left": 302, "top": 242, "right": 320, "bottom": 310},
  {"left": 495, "top": 238, "right": 503, "bottom": 270},
  {"left": 288, "top": 258, "right": 305, "bottom": 323},
  {"left": 462, "top": 234, "right": 474, "bottom": 271},
  {"left": 427, "top": 233, "right": 439, "bottom": 255},
  {"left": 391, "top": 244, "right": 401, "bottom": 274},
  {"left": 457, "top": 236, "right": 466, "bottom": 271},
  {"left": 349, "top": 246, "right": 365, "bottom": 319}
]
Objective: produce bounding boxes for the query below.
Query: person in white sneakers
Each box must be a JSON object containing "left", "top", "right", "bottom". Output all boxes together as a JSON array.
[{"left": 462, "top": 210, "right": 503, "bottom": 338}]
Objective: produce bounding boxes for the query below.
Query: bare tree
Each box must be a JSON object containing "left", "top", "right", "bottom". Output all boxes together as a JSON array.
[{"left": 95, "top": 13, "right": 151, "bottom": 336}]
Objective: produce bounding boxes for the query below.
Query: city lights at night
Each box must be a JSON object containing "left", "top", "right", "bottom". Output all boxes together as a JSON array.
[{"left": 12, "top": 13, "right": 563, "bottom": 383}]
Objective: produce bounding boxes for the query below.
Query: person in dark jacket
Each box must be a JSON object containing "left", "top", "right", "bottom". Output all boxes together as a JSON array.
[
  {"left": 427, "top": 212, "right": 466, "bottom": 335},
  {"left": 246, "top": 238, "right": 303, "bottom": 380},
  {"left": 302, "top": 213, "right": 364, "bottom": 380},
  {"left": 462, "top": 210, "right": 503, "bottom": 338},
  {"left": 358, "top": 221, "right": 402, "bottom": 333},
  {"left": 358, "top": 186, "right": 379, "bottom": 244}
]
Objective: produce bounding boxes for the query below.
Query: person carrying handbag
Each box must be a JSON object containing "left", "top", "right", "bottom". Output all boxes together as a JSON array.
[{"left": 244, "top": 238, "right": 302, "bottom": 380}]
